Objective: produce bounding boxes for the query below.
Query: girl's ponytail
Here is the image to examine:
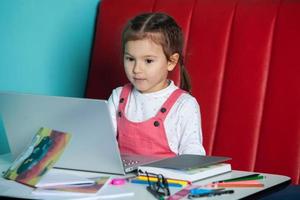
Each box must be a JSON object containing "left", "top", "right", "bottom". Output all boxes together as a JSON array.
[{"left": 179, "top": 58, "right": 191, "bottom": 93}]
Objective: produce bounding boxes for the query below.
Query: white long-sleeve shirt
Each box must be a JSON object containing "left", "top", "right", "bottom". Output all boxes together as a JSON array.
[{"left": 107, "top": 81, "right": 206, "bottom": 155}]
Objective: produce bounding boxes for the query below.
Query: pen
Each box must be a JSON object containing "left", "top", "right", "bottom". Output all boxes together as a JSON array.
[
  {"left": 188, "top": 190, "right": 234, "bottom": 199},
  {"left": 64, "top": 182, "right": 95, "bottom": 187},
  {"left": 213, "top": 173, "right": 261, "bottom": 183}
]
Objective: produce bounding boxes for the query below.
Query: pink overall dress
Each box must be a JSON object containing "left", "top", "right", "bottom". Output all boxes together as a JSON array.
[{"left": 117, "top": 84, "right": 185, "bottom": 158}]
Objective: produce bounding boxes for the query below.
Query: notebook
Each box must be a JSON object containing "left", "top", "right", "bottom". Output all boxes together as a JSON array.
[{"left": 0, "top": 92, "right": 163, "bottom": 174}]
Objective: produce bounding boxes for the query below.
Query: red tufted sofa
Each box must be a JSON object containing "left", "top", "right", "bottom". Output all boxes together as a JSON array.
[{"left": 85, "top": 0, "right": 300, "bottom": 184}]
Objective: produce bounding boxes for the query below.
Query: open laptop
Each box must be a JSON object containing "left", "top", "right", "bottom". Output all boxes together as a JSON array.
[{"left": 0, "top": 92, "right": 163, "bottom": 174}]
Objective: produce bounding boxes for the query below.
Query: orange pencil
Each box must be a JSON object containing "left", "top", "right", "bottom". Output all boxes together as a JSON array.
[{"left": 207, "top": 180, "right": 264, "bottom": 188}]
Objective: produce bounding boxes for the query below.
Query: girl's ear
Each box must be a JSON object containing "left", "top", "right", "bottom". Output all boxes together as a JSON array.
[{"left": 167, "top": 53, "right": 179, "bottom": 71}]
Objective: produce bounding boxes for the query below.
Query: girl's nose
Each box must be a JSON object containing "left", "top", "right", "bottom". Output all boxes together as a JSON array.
[{"left": 133, "top": 62, "right": 142, "bottom": 73}]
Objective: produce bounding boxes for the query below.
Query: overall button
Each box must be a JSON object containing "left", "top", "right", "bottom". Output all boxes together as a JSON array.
[
  {"left": 160, "top": 107, "right": 167, "bottom": 113},
  {"left": 154, "top": 121, "right": 160, "bottom": 127},
  {"left": 118, "top": 111, "right": 122, "bottom": 117},
  {"left": 119, "top": 98, "right": 124, "bottom": 103}
]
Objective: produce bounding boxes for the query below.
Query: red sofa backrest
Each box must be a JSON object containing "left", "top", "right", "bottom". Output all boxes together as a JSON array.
[{"left": 85, "top": 0, "right": 300, "bottom": 184}]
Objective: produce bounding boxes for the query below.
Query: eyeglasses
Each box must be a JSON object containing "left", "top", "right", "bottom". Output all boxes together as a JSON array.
[{"left": 145, "top": 171, "right": 170, "bottom": 200}]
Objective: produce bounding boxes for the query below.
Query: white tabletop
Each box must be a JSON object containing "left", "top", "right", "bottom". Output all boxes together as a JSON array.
[{"left": 0, "top": 154, "right": 290, "bottom": 200}]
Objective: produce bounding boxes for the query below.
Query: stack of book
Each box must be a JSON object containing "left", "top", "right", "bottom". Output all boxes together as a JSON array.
[{"left": 137, "top": 154, "right": 232, "bottom": 182}]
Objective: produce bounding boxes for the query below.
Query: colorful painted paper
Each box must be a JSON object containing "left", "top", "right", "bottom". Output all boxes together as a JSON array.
[{"left": 3, "top": 127, "right": 71, "bottom": 187}]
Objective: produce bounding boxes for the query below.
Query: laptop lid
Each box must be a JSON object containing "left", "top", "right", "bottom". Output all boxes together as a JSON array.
[{"left": 0, "top": 92, "right": 126, "bottom": 174}]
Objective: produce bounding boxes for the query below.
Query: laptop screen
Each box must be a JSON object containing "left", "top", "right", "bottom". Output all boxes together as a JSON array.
[{"left": 0, "top": 92, "right": 126, "bottom": 174}]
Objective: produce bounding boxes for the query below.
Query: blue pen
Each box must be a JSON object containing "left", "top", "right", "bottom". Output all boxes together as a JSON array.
[
  {"left": 189, "top": 188, "right": 225, "bottom": 195},
  {"left": 188, "top": 190, "right": 234, "bottom": 199},
  {"left": 189, "top": 188, "right": 214, "bottom": 195},
  {"left": 130, "top": 179, "right": 182, "bottom": 187}
]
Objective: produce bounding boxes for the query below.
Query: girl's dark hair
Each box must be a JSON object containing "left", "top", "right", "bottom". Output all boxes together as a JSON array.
[{"left": 122, "top": 12, "right": 191, "bottom": 92}]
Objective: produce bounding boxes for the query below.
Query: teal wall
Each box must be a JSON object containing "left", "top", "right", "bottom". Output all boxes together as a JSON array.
[{"left": 0, "top": 0, "right": 100, "bottom": 154}]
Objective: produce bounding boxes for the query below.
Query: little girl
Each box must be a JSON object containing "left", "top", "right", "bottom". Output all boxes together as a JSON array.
[{"left": 108, "top": 12, "right": 205, "bottom": 157}]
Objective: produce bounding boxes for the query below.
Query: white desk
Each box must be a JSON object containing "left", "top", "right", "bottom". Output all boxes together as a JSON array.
[{"left": 0, "top": 154, "right": 290, "bottom": 200}]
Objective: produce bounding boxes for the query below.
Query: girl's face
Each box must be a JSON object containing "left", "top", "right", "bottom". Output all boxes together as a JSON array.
[{"left": 124, "top": 38, "right": 178, "bottom": 93}]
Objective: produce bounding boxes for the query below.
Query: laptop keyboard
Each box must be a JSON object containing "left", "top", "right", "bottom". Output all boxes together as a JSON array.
[{"left": 122, "top": 158, "right": 139, "bottom": 167}]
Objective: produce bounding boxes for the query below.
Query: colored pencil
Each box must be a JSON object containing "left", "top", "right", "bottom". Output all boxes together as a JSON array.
[
  {"left": 130, "top": 179, "right": 183, "bottom": 187},
  {"left": 213, "top": 173, "right": 262, "bottom": 183},
  {"left": 135, "top": 175, "right": 190, "bottom": 186}
]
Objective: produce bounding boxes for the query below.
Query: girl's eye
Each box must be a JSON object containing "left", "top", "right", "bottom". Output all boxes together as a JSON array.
[
  {"left": 125, "top": 56, "right": 134, "bottom": 62},
  {"left": 145, "top": 59, "right": 154, "bottom": 64}
]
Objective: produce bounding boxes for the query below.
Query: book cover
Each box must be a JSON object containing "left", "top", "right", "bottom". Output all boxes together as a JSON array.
[
  {"left": 3, "top": 127, "right": 71, "bottom": 187},
  {"left": 138, "top": 163, "right": 232, "bottom": 182},
  {"left": 143, "top": 154, "right": 231, "bottom": 170},
  {"left": 32, "top": 176, "right": 110, "bottom": 196}
]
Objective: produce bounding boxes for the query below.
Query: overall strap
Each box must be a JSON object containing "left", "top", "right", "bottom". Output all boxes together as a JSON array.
[
  {"left": 118, "top": 83, "right": 132, "bottom": 112},
  {"left": 156, "top": 89, "right": 186, "bottom": 120}
]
